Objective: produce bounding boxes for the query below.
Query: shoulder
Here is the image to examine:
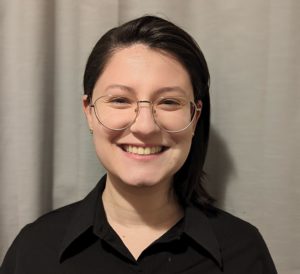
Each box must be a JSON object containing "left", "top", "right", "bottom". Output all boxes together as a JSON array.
[
  {"left": 1, "top": 201, "right": 81, "bottom": 270},
  {"left": 202, "top": 207, "right": 277, "bottom": 272},
  {"left": 208, "top": 207, "right": 258, "bottom": 231},
  {"left": 1, "top": 178, "right": 105, "bottom": 273},
  {"left": 21, "top": 201, "right": 81, "bottom": 241},
  {"left": 205, "top": 207, "right": 262, "bottom": 244},
  {"left": 0, "top": 202, "right": 82, "bottom": 273},
  {"left": 185, "top": 204, "right": 266, "bottom": 253},
  {"left": 205, "top": 207, "right": 275, "bottom": 262}
]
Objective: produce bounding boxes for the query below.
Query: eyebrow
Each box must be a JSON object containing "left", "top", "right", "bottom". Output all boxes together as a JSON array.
[
  {"left": 105, "top": 84, "right": 134, "bottom": 93},
  {"left": 104, "top": 84, "right": 187, "bottom": 95}
]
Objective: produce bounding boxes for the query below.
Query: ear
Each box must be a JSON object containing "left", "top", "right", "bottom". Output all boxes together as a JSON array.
[
  {"left": 82, "top": 95, "right": 94, "bottom": 130},
  {"left": 196, "top": 100, "right": 202, "bottom": 121},
  {"left": 192, "top": 100, "right": 202, "bottom": 132}
]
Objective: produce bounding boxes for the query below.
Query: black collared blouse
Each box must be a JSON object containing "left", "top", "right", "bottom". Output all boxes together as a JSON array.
[{"left": 0, "top": 176, "right": 277, "bottom": 273}]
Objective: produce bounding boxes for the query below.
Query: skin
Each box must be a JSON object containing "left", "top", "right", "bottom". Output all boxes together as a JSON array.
[{"left": 83, "top": 44, "right": 201, "bottom": 259}]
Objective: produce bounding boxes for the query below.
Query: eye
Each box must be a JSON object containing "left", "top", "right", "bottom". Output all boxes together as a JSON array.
[
  {"left": 161, "top": 98, "right": 181, "bottom": 105},
  {"left": 105, "top": 96, "right": 134, "bottom": 109},
  {"left": 156, "top": 97, "right": 185, "bottom": 110},
  {"left": 160, "top": 98, "right": 183, "bottom": 105},
  {"left": 109, "top": 96, "right": 133, "bottom": 104}
]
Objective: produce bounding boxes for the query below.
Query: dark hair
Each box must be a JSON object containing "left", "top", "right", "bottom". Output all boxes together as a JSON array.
[{"left": 83, "top": 15, "right": 214, "bottom": 209}]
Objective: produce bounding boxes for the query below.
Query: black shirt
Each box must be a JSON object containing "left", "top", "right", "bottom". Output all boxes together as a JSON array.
[{"left": 0, "top": 176, "right": 277, "bottom": 273}]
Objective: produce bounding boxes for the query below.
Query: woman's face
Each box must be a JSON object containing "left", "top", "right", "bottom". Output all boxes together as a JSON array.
[{"left": 83, "top": 44, "right": 200, "bottom": 189}]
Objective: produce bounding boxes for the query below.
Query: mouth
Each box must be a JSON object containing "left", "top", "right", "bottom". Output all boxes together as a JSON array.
[{"left": 121, "top": 145, "right": 167, "bottom": 155}]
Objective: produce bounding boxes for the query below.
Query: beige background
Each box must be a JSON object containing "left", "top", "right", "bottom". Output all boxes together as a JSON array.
[{"left": 0, "top": 0, "right": 299, "bottom": 273}]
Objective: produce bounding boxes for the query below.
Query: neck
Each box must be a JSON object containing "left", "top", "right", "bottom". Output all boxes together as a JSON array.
[{"left": 102, "top": 174, "right": 183, "bottom": 228}]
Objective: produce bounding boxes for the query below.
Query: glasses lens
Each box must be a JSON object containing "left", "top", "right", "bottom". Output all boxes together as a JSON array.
[
  {"left": 153, "top": 97, "right": 196, "bottom": 132},
  {"left": 93, "top": 95, "right": 136, "bottom": 130}
]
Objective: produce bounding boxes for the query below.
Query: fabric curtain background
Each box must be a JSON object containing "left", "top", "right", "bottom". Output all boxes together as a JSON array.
[{"left": 0, "top": 0, "right": 299, "bottom": 272}]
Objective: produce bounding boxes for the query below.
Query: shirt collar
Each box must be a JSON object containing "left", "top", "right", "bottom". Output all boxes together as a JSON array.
[
  {"left": 183, "top": 206, "right": 223, "bottom": 268},
  {"left": 59, "top": 175, "right": 222, "bottom": 268},
  {"left": 59, "top": 175, "right": 106, "bottom": 262}
]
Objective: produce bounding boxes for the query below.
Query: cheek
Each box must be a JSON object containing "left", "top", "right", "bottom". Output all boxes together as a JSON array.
[
  {"left": 172, "top": 131, "right": 193, "bottom": 162},
  {"left": 181, "top": 139, "right": 193, "bottom": 163},
  {"left": 92, "top": 128, "right": 119, "bottom": 157}
]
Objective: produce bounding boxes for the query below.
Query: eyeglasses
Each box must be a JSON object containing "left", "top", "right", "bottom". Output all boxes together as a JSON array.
[{"left": 90, "top": 94, "right": 200, "bottom": 133}]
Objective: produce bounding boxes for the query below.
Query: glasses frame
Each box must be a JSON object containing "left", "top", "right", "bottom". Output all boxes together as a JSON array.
[{"left": 90, "top": 95, "right": 201, "bottom": 133}]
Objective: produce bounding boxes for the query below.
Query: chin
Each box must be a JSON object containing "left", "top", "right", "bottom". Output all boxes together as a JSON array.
[
  {"left": 111, "top": 171, "right": 172, "bottom": 189},
  {"left": 122, "top": 176, "right": 165, "bottom": 188}
]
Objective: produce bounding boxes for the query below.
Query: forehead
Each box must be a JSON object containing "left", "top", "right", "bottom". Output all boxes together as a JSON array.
[
  {"left": 106, "top": 44, "right": 185, "bottom": 71},
  {"left": 93, "top": 44, "right": 193, "bottom": 98}
]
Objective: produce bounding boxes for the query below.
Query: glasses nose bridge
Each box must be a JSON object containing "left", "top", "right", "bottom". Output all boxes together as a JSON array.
[
  {"left": 134, "top": 99, "right": 156, "bottom": 122},
  {"left": 137, "top": 99, "right": 152, "bottom": 107},
  {"left": 136, "top": 100, "right": 154, "bottom": 113}
]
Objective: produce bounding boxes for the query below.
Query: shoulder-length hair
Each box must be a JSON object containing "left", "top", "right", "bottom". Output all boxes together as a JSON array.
[{"left": 83, "top": 15, "right": 214, "bottom": 209}]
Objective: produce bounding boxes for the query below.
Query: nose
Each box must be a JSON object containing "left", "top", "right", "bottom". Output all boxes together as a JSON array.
[{"left": 130, "top": 101, "right": 160, "bottom": 135}]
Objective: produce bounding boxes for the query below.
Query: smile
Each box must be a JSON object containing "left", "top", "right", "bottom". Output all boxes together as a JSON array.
[{"left": 122, "top": 145, "right": 164, "bottom": 155}]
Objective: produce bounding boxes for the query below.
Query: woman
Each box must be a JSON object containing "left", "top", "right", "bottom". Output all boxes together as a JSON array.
[{"left": 0, "top": 16, "right": 277, "bottom": 273}]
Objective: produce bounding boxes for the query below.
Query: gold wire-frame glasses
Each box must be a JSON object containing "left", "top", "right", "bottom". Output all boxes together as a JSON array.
[{"left": 90, "top": 95, "right": 201, "bottom": 133}]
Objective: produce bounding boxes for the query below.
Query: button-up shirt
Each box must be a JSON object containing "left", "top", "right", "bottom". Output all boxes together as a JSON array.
[{"left": 0, "top": 176, "right": 277, "bottom": 273}]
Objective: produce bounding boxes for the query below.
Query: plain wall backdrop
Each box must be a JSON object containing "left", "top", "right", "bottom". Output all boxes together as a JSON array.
[{"left": 0, "top": 0, "right": 299, "bottom": 273}]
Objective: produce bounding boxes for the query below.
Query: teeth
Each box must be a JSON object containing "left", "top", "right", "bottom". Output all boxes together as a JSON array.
[{"left": 124, "top": 145, "right": 163, "bottom": 155}]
